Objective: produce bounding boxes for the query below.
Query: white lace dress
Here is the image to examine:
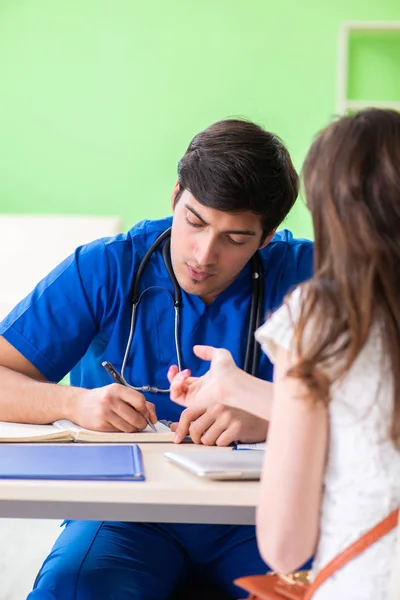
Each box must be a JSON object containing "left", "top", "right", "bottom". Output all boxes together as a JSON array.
[{"left": 255, "top": 289, "right": 400, "bottom": 600}]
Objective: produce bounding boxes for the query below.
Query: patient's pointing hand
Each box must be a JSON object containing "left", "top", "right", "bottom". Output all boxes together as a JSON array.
[{"left": 167, "top": 345, "right": 236, "bottom": 410}]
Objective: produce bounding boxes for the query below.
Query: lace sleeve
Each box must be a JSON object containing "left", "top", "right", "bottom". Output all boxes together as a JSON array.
[{"left": 255, "top": 286, "right": 302, "bottom": 363}]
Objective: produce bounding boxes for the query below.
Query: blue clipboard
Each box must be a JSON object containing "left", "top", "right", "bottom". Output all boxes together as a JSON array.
[{"left": 0, "top": 443, "right": 145, "bottom": 481}]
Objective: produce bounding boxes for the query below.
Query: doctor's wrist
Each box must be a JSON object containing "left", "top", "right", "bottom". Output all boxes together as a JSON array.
[{"left": 60, "top": 385, "right": 87, "bottom": 423}]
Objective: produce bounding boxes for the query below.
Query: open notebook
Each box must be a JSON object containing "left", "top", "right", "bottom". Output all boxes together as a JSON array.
[{"left": 0, "top": 419, "right": 174, "bottom": 443}]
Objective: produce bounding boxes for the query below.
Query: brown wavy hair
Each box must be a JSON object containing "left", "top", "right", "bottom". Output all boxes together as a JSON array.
[{"left": 289, "top": 108, "right": 400, "bottom": 448}]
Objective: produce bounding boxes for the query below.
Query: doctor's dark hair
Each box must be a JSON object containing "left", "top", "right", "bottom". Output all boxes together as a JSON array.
[
  {"left": 175, "top": 119, "right": 299, "bottom": 242},
  {"left": 289, "top": 108, "right": 400, "bottom": 449}
]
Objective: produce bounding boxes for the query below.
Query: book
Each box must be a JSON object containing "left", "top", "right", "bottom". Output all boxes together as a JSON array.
[
  {"left": 0, "top": 419, "right": 174, "bottom": 443},
  {"left": 0, "top": 443, "right": 145, "bottom": 480}
]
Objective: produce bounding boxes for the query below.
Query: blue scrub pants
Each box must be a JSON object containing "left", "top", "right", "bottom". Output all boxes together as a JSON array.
[{"left": 28, "top": 521, "right": 269, "bottom": 599}]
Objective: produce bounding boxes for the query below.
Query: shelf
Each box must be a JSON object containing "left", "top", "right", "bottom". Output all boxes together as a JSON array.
[
  {"left": 337, "top": 21, "right": 400, "bottom": 114},
  {"left": 341, "top": 22, "right": 400, "bottom": 32},
  {"left": 345, "top": 100, "right": 400, "bottom": 111}
]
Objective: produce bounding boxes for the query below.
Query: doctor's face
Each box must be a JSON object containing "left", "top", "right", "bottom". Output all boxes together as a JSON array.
[{"left": 170, "top": 188, "right": 271, "bottom": 305}]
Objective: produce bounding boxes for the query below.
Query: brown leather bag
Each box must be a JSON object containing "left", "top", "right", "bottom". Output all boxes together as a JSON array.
[{"left": 235, "top": 508, "right": 399, "bottom": 600}]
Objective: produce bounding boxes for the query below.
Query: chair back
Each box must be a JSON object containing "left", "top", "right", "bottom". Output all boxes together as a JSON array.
[{"left": 0, "top": 214, "right": 122, "bottom": 320}]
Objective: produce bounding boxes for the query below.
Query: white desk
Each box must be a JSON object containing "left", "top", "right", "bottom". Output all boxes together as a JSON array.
[{"left": 0, "top": 443, "right": 260, "bottom": 525}]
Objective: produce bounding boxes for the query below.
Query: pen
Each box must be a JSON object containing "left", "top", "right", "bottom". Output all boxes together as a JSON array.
[{"left": 101, "top": 361, "right": 158, "bottom": 433}]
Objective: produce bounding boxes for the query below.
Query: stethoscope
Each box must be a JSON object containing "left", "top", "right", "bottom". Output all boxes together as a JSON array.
[{"left": 119, "top": 227, "right": 264, "bottom": 394}]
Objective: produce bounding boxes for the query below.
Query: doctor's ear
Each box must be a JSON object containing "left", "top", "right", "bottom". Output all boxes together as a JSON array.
[
  {"left": 259, "top": 230, "right": 276, "bottom": 249},
  {"left": 171, "top": 181, "right": 182, "bottom": 211}
]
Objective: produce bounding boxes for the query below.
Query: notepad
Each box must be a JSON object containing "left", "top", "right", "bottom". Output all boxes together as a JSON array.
[
  {"left": 0, "top": 444, "right": 145, "bottom": 480},
  {"left": 0, "top": 419, "right": 174, "bottom": 443}
]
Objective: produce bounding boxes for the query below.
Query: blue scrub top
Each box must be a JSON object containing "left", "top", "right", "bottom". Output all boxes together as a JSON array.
[{"left": 0, "top": 217, "right": 313, "bottom": 422}]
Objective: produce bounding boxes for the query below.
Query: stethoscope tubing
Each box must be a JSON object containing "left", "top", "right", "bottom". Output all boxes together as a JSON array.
[{"left": 120, "top": 228, "right": 264, "bottom": 393}]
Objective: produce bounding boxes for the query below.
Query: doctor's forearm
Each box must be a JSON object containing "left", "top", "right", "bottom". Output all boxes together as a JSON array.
[
  {"left": 0, "top": 366, "right": 85, "bottom": 424},
  {"left": 223, "top": 369, "right": 273, "bottom": 421}
]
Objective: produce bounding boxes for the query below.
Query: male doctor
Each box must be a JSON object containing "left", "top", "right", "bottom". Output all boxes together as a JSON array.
[{"left": 0, "top": 118, "right": 313, "bottom": 599}]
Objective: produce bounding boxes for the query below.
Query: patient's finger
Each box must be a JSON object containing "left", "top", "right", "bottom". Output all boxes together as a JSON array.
[
  {"left": 193, "top": 345, "right": 218, "bottom": 361},
  {"left": 167, "top": 365, "right": 179, "bottom": 383}
]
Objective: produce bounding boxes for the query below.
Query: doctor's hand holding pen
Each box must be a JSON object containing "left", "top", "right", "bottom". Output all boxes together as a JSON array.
[
  {"left": 69, "top": 380, "right": 158, "bottom": 433},
  {"left": 167, "top": 345, "right": 272, "bottom": 445}
]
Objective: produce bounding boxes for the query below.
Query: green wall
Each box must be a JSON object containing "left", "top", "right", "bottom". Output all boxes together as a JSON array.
[{"left": 0, "top": 0, "right": 399, "bottom": 239}]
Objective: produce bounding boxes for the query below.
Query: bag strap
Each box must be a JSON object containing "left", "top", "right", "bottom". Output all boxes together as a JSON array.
[{"left": 305, "top": 508, "right": 399, "bottom": 599}]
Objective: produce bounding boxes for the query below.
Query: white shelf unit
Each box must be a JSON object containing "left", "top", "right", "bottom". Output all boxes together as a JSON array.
[{"left": 337, "top": 21, "right": 400, "bottom": 114}]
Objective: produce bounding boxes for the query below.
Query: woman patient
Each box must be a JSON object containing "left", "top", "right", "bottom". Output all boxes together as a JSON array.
[{"left": 168, "top": 108, "right": 400, "bottom": 599}]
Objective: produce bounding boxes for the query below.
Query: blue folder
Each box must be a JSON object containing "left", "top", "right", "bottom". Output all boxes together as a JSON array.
[{"left": 0, "top": 444, "right": 145, "bottom": 481}]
